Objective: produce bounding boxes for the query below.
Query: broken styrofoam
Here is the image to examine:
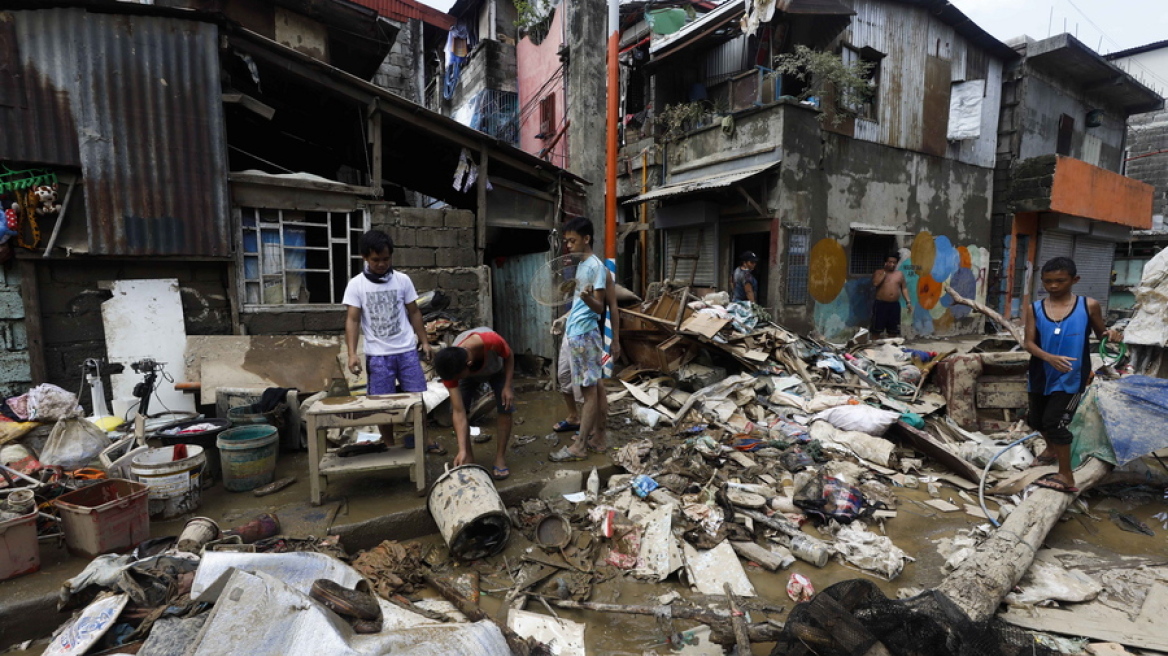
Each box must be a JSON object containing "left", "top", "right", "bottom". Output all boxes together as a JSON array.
[
  {"left": 682, "top": 540, "right": 756, "bottom": 597},
  {"left": 832, "top": 522, "right": 913, "bottom": 580},
  {"left": 635, "top": 504, "right": 683, "bottom": 582},
  {"left": 191, "top": 551, "right": 365, "bottom": 603},
  {"left": 1005, "top": 559, "right": 1103, "bottom": 606},
  {"left": 508, "top": 609, "right": 586, "bottom": 656}
]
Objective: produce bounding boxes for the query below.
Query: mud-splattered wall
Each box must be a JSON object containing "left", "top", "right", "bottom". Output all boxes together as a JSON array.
[{"left": 809, "top": 230, "right": 989, "bottom": 340}]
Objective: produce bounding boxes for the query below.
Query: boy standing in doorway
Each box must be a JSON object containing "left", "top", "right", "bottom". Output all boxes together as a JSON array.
[
  {"left": 1023, "top": 256, "right": 1122, "bottom": 493},
  {"left": 732, "top": 251, "right": 759, "bottom": 303},
  {"left": 343, "top": 230, "right": 441, "bottom": 452},
  {"left": 550, "top": 217, "right": 608, "bottom": 462},
  {"left": 871, "top": 254, "right": 911, "bottom": 337}
]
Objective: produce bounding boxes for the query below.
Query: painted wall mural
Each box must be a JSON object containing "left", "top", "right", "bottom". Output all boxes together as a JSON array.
[{"left": 810, "top": 230, "right": 989, "bottom": 340}]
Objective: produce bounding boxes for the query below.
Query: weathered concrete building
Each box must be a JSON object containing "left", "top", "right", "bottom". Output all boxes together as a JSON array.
[
  {"left": 1106, "top": 40, "right": 1168, "bottom": 313},
  {"left": 351, "top": 0, "right": 456, "bottom": 105},
  {"left": 992, "top": 34, "right": 1163, "bottom": 319},
  {"left": 0, "top": 0, "right": 583, "bottom": 404},
  {"left": 618, "top": 0, "right": 1015, "bottom": 339}
]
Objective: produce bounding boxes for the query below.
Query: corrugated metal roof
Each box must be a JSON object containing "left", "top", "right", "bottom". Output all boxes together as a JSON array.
[
  {"left": 347, "top": 0, "right": 455, "bottom": 29},
  {"left": 623, "top": 161, "right": 778, "bottom": 203},
  {"left": 6, "top": 8, "right": 230, "bottom": 257}
]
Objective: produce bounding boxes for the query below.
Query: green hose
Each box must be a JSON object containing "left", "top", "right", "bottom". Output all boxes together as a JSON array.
[{"left": 1099, "top": 336, "right": 1127, "bottom": 366}]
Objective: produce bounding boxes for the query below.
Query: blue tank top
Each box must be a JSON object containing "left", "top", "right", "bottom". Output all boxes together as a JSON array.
[{"left": 1028, "top": 296, "right": 1091, "bottom": 394}]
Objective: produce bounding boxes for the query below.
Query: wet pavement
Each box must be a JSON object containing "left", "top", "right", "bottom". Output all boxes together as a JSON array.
[{"left": 3, "top": 381, "right": 1168, "bottom": 654}]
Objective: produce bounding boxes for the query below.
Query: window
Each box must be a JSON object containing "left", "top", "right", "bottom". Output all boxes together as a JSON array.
[
  {"left": 842, "top": 45, "right": 883, "bottom": 121},
  {"left": 785, "top": 226, "right": 811, "bottom": 304},
  {"left": 849, "top": 232, "right": 896, "bottom": 276},
  {"left": 538, "top": 93, "right": 556, "bottom": 139},
  {"left": 1057, "top": 114, "right": 1074, "bottom": 156},
  {"left": 239, "top": 207, "right": 369, "bottom": 306}
]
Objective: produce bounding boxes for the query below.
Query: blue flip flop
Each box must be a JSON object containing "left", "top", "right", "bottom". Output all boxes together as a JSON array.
[{"left": 553, "top": 420, "right": 580, "bottom": 433}]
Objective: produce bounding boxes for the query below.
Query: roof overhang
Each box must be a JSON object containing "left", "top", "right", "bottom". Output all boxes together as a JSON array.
[
  {"left": 624, "top": 161, "right": 779, "bottom": 204},
  {"left": 1027, "top": 34, "right": 1165, "bottom": 115}
]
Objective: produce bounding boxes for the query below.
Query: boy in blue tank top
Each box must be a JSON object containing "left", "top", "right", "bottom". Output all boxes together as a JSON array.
[{"left": 1023, "top": 257, "right": 1122, "bottom": 493}]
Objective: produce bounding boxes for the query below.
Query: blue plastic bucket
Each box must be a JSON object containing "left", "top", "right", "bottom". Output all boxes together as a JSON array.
[{"left": 216, "top": 425, "right": 279, "bottom": 492}]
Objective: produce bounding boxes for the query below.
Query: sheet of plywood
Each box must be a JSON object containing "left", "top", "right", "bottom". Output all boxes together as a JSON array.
[
  {"left": 187, "top": 335, "right": 345, "bottom": 404},
  {"left": 103, "top": 279, "right": 196, "bottom": 414},
  {"left": 999, "top": 586, "right": 1168, "bottom": 651}
]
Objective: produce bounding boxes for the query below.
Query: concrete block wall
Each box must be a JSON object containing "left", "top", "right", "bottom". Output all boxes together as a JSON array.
[
  {"left": 372, "top": 18, "right": 418, "bottom": 103},
  {"left": 0, "top": 265, "right": 30, "bottom": 399},
  {"left": 1126, "top": 109, "right": 1168, "bottom": 219},
  {"left": 33, "top": 261, "right": 232, "bottom": 412}
]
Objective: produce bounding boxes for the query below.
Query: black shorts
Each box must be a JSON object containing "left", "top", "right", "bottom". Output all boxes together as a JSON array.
[
  {"left": 1027, "top": 391, "right": 1082, "bottom": 445},
  {"left": 871, "top": 299, "right": 901, "bottom": 335}
]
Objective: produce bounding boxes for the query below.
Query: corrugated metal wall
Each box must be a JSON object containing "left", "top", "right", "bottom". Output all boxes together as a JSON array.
[
  {"left": 5, "top": 9, "right": 230, "bottom": 256},
  {"left": 491, "top": 252, "right": 554, "bottom": 360},
  {"left": 843, "top": 0, "right": 1001, "bottom": 169}
]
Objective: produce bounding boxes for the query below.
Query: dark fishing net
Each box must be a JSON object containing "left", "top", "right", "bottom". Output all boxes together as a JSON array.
[{"left": 769, "top": 579, "right": 1062, "bottom": 656}]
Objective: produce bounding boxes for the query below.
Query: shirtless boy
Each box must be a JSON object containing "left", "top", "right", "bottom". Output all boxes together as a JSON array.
[{"left": 871, "top": 254, "right": 911, "bottom": 337}]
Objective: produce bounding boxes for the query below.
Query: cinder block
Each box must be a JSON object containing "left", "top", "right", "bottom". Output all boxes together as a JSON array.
[
  {"left": 394, "top": 248, "right": 436, "bottom": 268},
  {"left": 394, "top": 208, "right": 446, "bottom": 229},
  {"left": 390, "top": 227, "right": 416, "bottom": 248},
  {"left": 438, "top": 270, "right": 479, "bottom": 291},
  {"left": 444, "top": 210, "right": 476, "bottom": 228},
  {"left": 0, "top": 290, "right": 24, "bottom": 319},
  {"left": 403, "top": 269, "right": 438, "bottom": 291},
  {"left": 242, "top": 312, "right": 305, "bottom": 335},
  {"left": 415, "top": 230, "right": 461, "bottom": 249},
  {"left": 303, "top": 311, "right": 346, "bottom": 333},
  {"left": 435, "top": 248, "right": 477, "bottom": 267}
]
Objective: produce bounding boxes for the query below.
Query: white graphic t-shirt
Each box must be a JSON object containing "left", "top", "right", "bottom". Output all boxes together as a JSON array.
[{"left": 342, "top": 271, "right": 420, "bottom": 356}]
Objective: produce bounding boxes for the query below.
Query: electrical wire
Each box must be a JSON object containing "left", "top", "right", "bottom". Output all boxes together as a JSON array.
[{"left": 978, "top": 432, "right": 1041, "bottom": 528}]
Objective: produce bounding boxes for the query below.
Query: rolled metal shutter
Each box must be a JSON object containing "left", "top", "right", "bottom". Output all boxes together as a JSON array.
[
  {"left": 1034, "top": 232, "right": 1074, "bottom": 300},
  {"left": 665, "top": 227, "right": 717, "bottom": 287},
  {"left": 1072, "top": 237, "right": 1113, "bottom": 311}
]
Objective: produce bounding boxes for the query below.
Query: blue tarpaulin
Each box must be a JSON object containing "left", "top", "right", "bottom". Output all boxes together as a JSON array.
[{"left": 1076, "top": 376, "right": 1168, "bottom": 467}]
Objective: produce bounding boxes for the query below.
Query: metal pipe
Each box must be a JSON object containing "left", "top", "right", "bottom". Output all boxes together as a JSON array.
[{"left": 42, "top": 177, "right": 77, "bottom": 257}]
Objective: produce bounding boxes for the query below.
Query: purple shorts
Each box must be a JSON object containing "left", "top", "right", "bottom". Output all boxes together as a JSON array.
[{"left": 367, "top": 351, "right": 427, "bottom": 395}]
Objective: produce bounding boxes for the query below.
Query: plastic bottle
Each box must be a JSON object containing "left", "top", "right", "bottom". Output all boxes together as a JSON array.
[
  {"left": 769, "top": 495, "right": 799, "bottom": 513},
  {"left": 632, "top": 405, "right": 662, "bottom": 429},
  {"left": 783, "top": 533, "right": 831, "bottom": 568},
  {"left": 586, "top": 467, "right": 599, "bottom": 501}
]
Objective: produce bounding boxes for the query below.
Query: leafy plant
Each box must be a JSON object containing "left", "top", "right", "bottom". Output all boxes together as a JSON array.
[
  {"left": 655, "top": 101, "right": 714, "bottom": 142},
  {"left": 771, "top": 45, "right": 875, "bottom": 125},
  {"left": 514, "top": 0, "right": 553, "bottom": 43}
]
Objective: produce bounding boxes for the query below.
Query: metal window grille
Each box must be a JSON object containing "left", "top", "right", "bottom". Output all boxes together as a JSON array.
[
  {"left": 239, "top": 207, "right": 369, "bottom": 306},
  {"left": 785, "top": 226, "right": 811, "bottom": 305},
  {"left": 849, "top": 233, "right": 896, "bottom": 276}
]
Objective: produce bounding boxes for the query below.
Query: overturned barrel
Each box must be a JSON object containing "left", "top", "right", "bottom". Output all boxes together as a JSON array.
[{"left": 427, "top": 465, "right": 510, "bottom": 560}]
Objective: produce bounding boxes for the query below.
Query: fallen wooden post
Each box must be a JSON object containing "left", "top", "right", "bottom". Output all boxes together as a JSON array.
[
  {"left": 725, "top": 583, "right": 751, "bottom": 655},
  {"left": 935, "top": 457, "right": 1112, "bottom": 621},
  {"left": 543, "top": 598, "right": 733, "bottom": 625}
]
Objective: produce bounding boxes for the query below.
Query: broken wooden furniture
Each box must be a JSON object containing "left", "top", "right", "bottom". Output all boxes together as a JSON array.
[{"left": 305, "top": 394, "right": 427, "bottom": 504}]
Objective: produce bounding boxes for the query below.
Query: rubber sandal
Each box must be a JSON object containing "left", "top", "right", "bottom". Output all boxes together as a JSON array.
[
  {"left": 586, "top": 442, "right": 607, "bottom": 454},
  {"left": 1032, "top": 474, "right": 1079, "bottom": 494},
  {"left": 491, "top": 466, "right": 510, "bottom": 481},
  {"left": 425, "top": 442, "right": 447, "bottom": 455},
  {"left": 553, "top": 420, "right": 581, "bottom": 433},
  {"left": 549, "top": 446, "right": 586, "bottom": 462},
  {"left": 401, "top": 434, "right": 416, "bottom": 449},
  {"left": 473, "top": 432, "right": 493, "bottom": 444}
]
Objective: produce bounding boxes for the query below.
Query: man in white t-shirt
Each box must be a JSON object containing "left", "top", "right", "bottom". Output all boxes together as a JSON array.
[{"left": 343, "top": 230, "right": 440, "bottom": 451}]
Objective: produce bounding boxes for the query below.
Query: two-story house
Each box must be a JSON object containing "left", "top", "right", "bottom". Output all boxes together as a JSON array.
[{"left": 618, "top": 0, "right": 1016, "bottom": 339}]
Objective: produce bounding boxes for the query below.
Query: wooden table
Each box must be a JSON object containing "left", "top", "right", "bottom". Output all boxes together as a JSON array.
[{"left": 304, "top": 394, "right": 426, "bottom": 505}]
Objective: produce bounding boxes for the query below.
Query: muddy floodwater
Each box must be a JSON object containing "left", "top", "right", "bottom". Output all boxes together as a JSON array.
[{"left": 5, "top": 387, "right": 1167, "bottom": 655}]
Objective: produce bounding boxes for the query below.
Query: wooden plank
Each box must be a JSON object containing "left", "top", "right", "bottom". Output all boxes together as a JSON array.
[
  {"left": 999, "top": 602, "right": 1168, "bottom": 651},
  {"left": 890, "top": 421, "right": 981, "bottom": 483},
  {"left": 18, "top": 259, "right": 46, "bottom": 383}
]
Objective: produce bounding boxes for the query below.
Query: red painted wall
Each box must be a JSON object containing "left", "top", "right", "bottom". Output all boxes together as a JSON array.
[{"left": 516, "top": 8, "right": 568, "bottom": 168}]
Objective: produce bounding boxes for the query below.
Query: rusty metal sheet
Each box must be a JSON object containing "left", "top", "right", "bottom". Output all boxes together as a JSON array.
[
  {"left": 921, "top": 55, "right": 951, "bottom": 157},
  {"left": 7, "top": 8, "right": 230, "bottom": 256}
]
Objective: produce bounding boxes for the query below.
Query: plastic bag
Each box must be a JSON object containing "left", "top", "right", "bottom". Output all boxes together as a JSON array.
[
  {"left": 27, "top": 384, "right": 83, "bottom": 422},
  {"left": 793, "top": 473, "right": 871, "bottom": 524},
  {"left": 40, "top": 417, "right": 108, "bottom": 470},
  {"left": 813, "top": 404, "right": 900, "bottom": 436}
]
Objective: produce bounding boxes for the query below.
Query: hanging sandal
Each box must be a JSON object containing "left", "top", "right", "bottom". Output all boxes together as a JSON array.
[{"left": 1032, "top": 474, "right": 1079, "bottom": 494}]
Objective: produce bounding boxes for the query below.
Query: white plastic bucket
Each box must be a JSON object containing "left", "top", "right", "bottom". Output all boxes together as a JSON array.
[
  {"left": 131, "top": 445, "right": 206, "bottom": 519},
  {"left": 427, "top": 465, "right": 510, "bottom": 560}
]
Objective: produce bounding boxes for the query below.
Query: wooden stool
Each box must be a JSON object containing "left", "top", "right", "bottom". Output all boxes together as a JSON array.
[{"left": 305, "top": 394, "right": 426, "bottom": 505}]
